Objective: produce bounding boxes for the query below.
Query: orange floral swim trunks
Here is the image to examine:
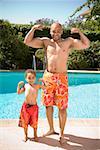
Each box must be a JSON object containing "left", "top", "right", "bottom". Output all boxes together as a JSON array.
[{"left": 42, "top": 70, "right": 68, "bottom": 109}]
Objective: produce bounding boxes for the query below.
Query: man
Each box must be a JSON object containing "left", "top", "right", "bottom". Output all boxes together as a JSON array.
[{"left": 24, "top": 23, "right": 90, "bottom": 143}]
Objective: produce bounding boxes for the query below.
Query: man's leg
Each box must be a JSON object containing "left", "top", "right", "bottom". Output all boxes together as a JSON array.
[
  {"left": 58, "top": 109, "right": 67, "bottom": 139},
  {"left": 43, "top": 106, "right": 55, "bottom": 136}
]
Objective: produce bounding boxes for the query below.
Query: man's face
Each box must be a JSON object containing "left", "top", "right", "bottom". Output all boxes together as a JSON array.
[{"left": 50, "top": 24, "right": 63, "bottom": 41}]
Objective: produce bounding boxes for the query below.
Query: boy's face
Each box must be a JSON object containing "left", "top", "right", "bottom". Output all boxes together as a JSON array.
[{"left": 26, "top": 73, "right": 36, "bottom": 84}]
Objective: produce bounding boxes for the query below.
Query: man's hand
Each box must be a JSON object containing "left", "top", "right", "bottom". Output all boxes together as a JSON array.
[
  {"left": 71, "top": 28, "right": 80, "bottom": 34},
  {"left": 32, "top": 24, "right": 45, "bottom": 31}
]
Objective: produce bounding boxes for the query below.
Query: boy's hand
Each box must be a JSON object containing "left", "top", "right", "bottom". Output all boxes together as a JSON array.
[
  {"left": 17, "top": 81, "right": 25, "bottom": 94},
  {"left": 18, "top": 81, "right": 24, "bottom": 88},
  {"left": 38, "top": 78, "right": 43, "bottom": 82}
]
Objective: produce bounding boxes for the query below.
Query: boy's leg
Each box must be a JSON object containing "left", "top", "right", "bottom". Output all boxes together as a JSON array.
[
  {"left": 28, "top": 104, "right": 39, "bottom": 140},
  {"left": 34, "top": 128, "right": 37, "bottom": 138},
  {"left": 24, "top": 127, "right": 28, "bottom": 142},
  {"left": 33, "top": 128, "right": 38, "bottom": 142}
]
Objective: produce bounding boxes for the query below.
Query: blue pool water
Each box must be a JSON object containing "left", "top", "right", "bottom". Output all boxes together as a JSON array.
[{"left": 0, "top": 71, "right": 100, "bottom": 119}]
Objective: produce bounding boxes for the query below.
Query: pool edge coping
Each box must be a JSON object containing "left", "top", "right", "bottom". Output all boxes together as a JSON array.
[{"left": 0, "top": 70, "right": 100, "bottom": 74}]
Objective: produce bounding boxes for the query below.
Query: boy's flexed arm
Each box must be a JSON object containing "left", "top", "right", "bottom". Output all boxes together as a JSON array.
[
  {"left": 24, "top": 24, "right": 45, "bottom": 48},
  {"left": 17, "top": 81, "right": 25, "bottom": 94}
]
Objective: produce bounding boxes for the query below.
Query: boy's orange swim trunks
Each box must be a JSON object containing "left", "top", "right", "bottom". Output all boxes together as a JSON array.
[
  {"left": 42, "top": 70, "right": 68, "bottom": 109},
  {"left": 18, "top": 102, "right": 38, "bottom": 128}
]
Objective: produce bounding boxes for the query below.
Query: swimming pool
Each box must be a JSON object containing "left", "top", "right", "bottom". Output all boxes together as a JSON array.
[{"left": 0, "top": 71, "right": 100, "bottom": 119}]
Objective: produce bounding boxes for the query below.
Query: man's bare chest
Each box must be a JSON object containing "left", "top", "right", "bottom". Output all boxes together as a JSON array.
[{"left": 46, "top": 44, "right": 68, "bottom": 56}]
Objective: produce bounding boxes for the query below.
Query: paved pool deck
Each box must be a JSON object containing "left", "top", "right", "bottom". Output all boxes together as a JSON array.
[{"left": 0, "top": 118, "right": 100, "bottom": 150}]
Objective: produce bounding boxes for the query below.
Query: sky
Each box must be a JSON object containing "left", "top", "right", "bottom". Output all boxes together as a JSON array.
[{"left": 0, "top": 0, "right": 87, "bottom": 24}]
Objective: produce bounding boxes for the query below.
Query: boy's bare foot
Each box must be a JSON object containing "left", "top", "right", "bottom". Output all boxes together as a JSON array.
[
  {"left": 23, "top": 136, "right": 28, "bottom": 142},
  {"left": 42, "top": 130, "right": 58, "bottom": 137}
]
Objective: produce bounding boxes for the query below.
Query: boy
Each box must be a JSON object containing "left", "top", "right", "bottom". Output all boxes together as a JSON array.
[{"left": 17, "top": 69, "right": 45, "bottom": 142}]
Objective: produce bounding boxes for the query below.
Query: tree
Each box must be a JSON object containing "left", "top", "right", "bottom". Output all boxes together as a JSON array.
[
  {"left": 68, "top": 41, "right": 100, "bottom": 70},
  {"left": 70, "top": 0, "right": 100, "bottom": 20},
  {"left": 0, "top": 19, "right": 31, "bottom": 69},
  {"left": 34, "top": 18, "right": 55, "bottom": 26}
]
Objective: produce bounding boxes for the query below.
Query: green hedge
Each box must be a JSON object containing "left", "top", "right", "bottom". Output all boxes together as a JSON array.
[
  {"left": 67, "top": 41, "right": 100, "bottom": 70},
  {"left": 0, "top": 20, "right": 99, "bottom": 70}
]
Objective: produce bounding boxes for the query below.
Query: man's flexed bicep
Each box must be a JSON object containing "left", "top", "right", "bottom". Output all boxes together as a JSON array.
[
  {"left": 24, "top": 24, "right": 46, "bottom": 48},
  {"left": 70, "top": 28, "right": 90, "bottom": 50},
  {"left": 25, "top": 37, "right": 45, "bottom": 48}
]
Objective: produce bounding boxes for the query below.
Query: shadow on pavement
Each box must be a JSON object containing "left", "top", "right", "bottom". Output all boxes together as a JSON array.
[{"left": 29, "top": 134, "right": 100, "bottom": 150}]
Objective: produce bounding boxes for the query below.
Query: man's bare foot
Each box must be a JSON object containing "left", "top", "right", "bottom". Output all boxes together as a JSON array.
[
  {"left": 28, "top": 136, "right": 38, "bottom": 142},
  {"left": 59, "top": 136, "right": 67, "bottom": 145},
  {"left": 43, "top": 130, "right": 58, "bottom": 137},
  {"left": 34, "top": 137, "right": 38, "bottom": 142}
]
